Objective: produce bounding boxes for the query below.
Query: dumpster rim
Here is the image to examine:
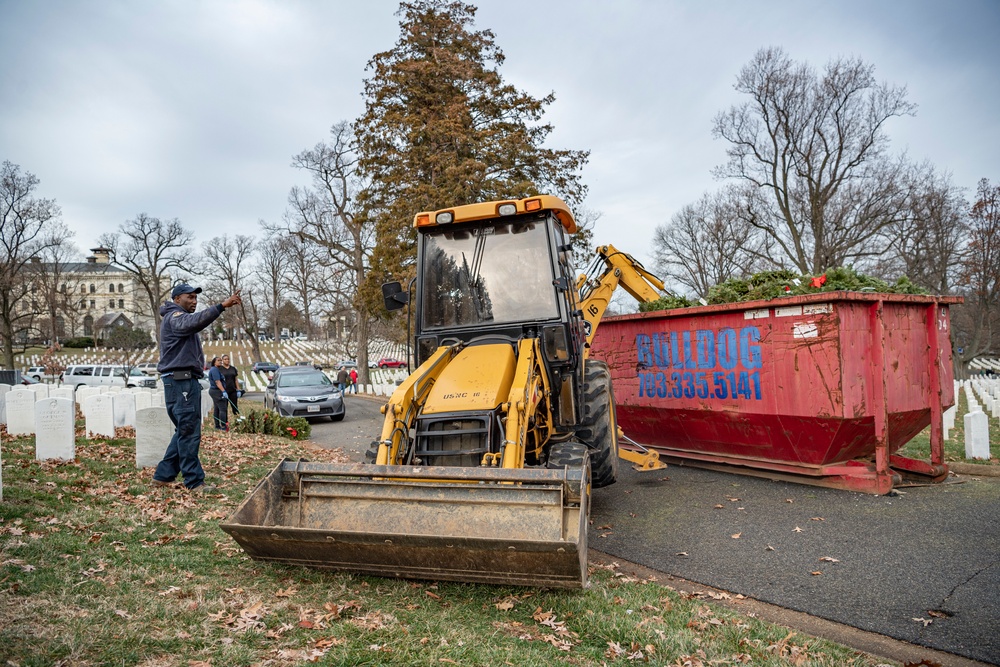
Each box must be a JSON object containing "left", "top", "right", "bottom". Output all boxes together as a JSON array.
[{"left": 607, "top": 290, "right": 963, "bottom": 322}]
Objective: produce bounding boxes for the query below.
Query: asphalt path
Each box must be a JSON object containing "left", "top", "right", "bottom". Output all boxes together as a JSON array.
[{"left": 291, "top": 394, "right": 1000, "bottom": 664}]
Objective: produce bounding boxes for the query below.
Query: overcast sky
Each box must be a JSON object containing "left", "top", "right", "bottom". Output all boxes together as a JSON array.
[{"left": 2, "top": 0, "right": 998, "bottom": 271}]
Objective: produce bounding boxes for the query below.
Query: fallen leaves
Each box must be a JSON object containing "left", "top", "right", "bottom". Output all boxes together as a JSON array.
[{"left": 605, "top": 641, "right": 654, "bottom": 661}]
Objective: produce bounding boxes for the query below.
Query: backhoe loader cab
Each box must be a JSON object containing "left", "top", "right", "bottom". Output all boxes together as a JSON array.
[{"left": 406, "top": 196, "right": 587, "bottom": 442}]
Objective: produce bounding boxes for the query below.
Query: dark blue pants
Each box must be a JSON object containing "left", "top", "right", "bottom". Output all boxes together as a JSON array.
[{"left": 153, "top": 376, "right": 205, "bottom": 489}]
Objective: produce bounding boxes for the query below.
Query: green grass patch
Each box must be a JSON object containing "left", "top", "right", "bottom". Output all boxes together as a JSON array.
[{"left": 1, "top": 431, "right": 891, "bottom": 665}]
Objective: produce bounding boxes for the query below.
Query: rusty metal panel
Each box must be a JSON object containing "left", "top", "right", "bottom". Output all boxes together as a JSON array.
[
  {"left": 591, "top": 292, "right": 961, "bottom": 493},
  {"left": 221, "top": 460, "right": 589, "bottom": 588}
]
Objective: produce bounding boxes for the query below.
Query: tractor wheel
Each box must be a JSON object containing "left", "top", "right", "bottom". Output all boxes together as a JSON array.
[
  {"left": 576, "top": 359, "right": 619, "bottom": 488},
  {"left": 546, "top": 441, "right": 592, "bottom": 505},
  {"left": 546, "top": 441, "right": 589, "bottom": 470}
]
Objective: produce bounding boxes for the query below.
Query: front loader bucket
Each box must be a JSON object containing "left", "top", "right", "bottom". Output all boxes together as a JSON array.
[{"left": 221, "top": 460, "right": 590, "bottom": 588}]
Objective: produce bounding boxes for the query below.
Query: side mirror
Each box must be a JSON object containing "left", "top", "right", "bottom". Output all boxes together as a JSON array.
[{"left": 382, "top": 281, "right": 409, "bottom": 312}]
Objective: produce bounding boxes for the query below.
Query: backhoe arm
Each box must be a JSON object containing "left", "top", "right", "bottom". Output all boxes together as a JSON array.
[{"left": 576, "top": 244, "right": 665, "bottom": 352}]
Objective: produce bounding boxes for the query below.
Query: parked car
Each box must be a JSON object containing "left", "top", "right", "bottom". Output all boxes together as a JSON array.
[
  {"left": 26, "top": 366, "right": 58, "bottom": 382},
  {"left": 251, "top": 361, "right": 280, "bottom": 373},
  {"left": 136, "top": 362, "right": 158, "bottom": 376},
  {"left": 264, "top": 367, "right": 344, "bottom": 422},
  {"left": 295, "top": 360, "right": 324, "bottom": 370},
  {"left": 62, "top": 365, "right": 157, "bottom": 389},
  {"left": 20, "top": 375, "right": 39, "bottom": 385},
  {"left": 335, "top": 360, "right": 358, "bottom": 370},
  {"left": 376, "top": 357, "right": 407, "bottom": 369}
]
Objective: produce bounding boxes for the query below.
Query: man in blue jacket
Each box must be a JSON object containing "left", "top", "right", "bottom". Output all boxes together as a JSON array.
[{"left": 152, "top": 283, "right": 242, "bottom": 492}]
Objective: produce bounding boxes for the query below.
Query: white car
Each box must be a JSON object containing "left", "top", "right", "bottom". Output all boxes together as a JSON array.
[{"left": 26, "top": 366, "right": 58, "bottom": 382}]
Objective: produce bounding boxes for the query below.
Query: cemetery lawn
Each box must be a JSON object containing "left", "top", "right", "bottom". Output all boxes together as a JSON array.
[
  {"left": 895, "top": 387, "right": 1000, "bottom": 466},
  {"left": 0, "top": 431, "right": 891, "bottom": 666}
]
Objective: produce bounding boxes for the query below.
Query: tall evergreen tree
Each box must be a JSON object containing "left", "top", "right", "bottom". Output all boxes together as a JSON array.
[{"left": 354, "top": 0, "right": 589, "bottom": 309}]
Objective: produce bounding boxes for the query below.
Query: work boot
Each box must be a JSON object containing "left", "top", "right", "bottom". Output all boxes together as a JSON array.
[
  {"left": 151, "top": 479, "right": 173, "bottom": 488},
  {"left": 189, "top": 483, "right": 218, "bottom": 494}
]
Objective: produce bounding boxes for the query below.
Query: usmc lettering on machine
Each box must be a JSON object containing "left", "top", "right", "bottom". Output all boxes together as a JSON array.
[{"left": 635, "top": 327, "right": 763, "bottom": 401}]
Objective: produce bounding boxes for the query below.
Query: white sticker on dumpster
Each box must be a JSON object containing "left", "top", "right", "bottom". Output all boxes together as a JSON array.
[
  {"left": 792, "top": 322, "right": 819, "bottom": 338},
  {"left": 744, "top": 308, "right": 770, "bottom": 320},
  {"left": 775, "top": 306, "right": 802, "bottom": 317},
  {"left": 802, "top": 303, "right": 832, "bottom": 315}
]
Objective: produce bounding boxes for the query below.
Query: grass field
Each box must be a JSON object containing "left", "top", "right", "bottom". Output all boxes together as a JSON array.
[{"left": 0, "top": 428, "right": 893, "bottom": 666}]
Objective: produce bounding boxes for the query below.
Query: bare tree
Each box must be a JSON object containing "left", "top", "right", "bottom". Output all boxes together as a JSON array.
[
  {"left": 653, "top": 187, "right": 771, "bottom": 298},
  {"left": 281, "top": 236, "right": 325, "bottom": 338},
  {"left": 287, "top": 121, "right": 376, "bottom": 381},
  {"left": 874, "top": 165, "right": 967, "bottom": 293},
  {"left": 256, "top": 228, "right": 290, "bottom": 343},
  {"left": 31, "top": 239, "right": 81, "bottom": 345},
  {"left": 713, "top": 47, "right": 917, "bottom": 273},
  {"left": 98, "top": 214, "right": 196, "bottom": 346},
  {"left": 952, "top": 179, "right": 1000, "bottom": 371},
  {"left": 0, "top": 161, "right": 65, "bottom": 367},
  {"left": 201, "top": 234, "right": 264, "bottom": 361}
]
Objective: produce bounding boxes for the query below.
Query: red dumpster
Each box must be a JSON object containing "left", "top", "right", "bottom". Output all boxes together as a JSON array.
[{"left": 590, "top": 292, "right": 962, "bottom": 494}]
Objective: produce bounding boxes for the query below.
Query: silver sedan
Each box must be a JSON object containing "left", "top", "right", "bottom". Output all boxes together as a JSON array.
[{"left": 264, "top": 368, "right": 345, "bottom": 422}]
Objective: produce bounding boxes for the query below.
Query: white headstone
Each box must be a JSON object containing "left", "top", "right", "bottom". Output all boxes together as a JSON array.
[
  {"left": 134, "top": 391, "right": 152, "bottom": 412},
  {"left": 76, "top": 387, "right": 99, "bottom": 416},
  {"left": 84, "top": 394, "right": 115, "bottom": 438},
  {"left": 135, "top": 407, "right": 172, "bottom": 468},
  {"left": 201, "top": 389, "right": 211, "bottom": 419},
  {"left": 50, "top": 387, "right": 75, "bottom": 403},
  {"left": 27, "top": 383, "right": 49, "bottom": 399},
  {"left": 944, "top": 404, "right": 957, "bottom": 431},
  {"left": 151, "top": 391, "right": 165, "bottom": 408},
  {"left": 964, "top": 406, "right": 991, "bottom": 459},
  {"left": 34, "top": 397, "right": 75, "bottom": 461},
  {"left": 6, "top": 388, "right": 36, "bottom": 436},
  {"left": 113, "top": 392, "right": 137, "bottom": 428},
  {"left": 0, "top": 382, "right": 11, "bottom": 424}
]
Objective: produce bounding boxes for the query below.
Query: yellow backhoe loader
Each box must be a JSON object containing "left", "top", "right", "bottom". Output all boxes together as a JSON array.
[{"left": 222, "top": 196, "right": 665, "bottom": 588}]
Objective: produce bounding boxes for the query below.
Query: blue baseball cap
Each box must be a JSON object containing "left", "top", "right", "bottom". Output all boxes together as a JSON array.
[{"left": 171, "top": 283, "right": 202, "bottom": 299}]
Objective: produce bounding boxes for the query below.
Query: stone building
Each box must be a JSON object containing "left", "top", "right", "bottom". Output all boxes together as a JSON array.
[{"left": 22, "top": 246, "right": 156, "bottom": 343}]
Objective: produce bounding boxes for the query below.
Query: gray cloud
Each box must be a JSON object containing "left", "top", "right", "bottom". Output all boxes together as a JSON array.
[{"left": 1, "top": 0, "right": 997, "bottom": 266}]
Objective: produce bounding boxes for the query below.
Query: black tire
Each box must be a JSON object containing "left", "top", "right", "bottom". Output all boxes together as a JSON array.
[
  {"left": 546, "top": 441, "right": 589, "bottom": 470},
  {"left": 330, "top": 413, "right": 344, "bottom": 422},
  {"left": 576, "top": 359, "right": 619, "bottom": 488},
  {"left": 546, "top": 441, "right": 592, "bottom": 506}
]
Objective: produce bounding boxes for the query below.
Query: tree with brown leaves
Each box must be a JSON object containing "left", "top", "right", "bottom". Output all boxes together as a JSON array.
[{"left": 354, "top": 0, "right": 589, "bottom": 314}]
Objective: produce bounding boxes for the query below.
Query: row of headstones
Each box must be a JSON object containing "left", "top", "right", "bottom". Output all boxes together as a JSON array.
[
  {"left": 0, "top": 399, "right": 175, "bottom": 501},
  {"left": 954, "top": 379, "right": 991, "bottom": 459},
  {"left": 1, "top": 385, "right": 212, "bottom": 435}
]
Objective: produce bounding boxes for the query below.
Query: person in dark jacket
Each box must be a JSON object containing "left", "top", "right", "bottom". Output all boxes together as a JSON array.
[
  {"left": 219, "top": 354, "right": 242, "bottom": 415},
  {"left": 152, "top": 283, "right": 241, "bottom": 492},
  {"left": 207, "top": 357, "right": 227, "bottom": 430}
]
